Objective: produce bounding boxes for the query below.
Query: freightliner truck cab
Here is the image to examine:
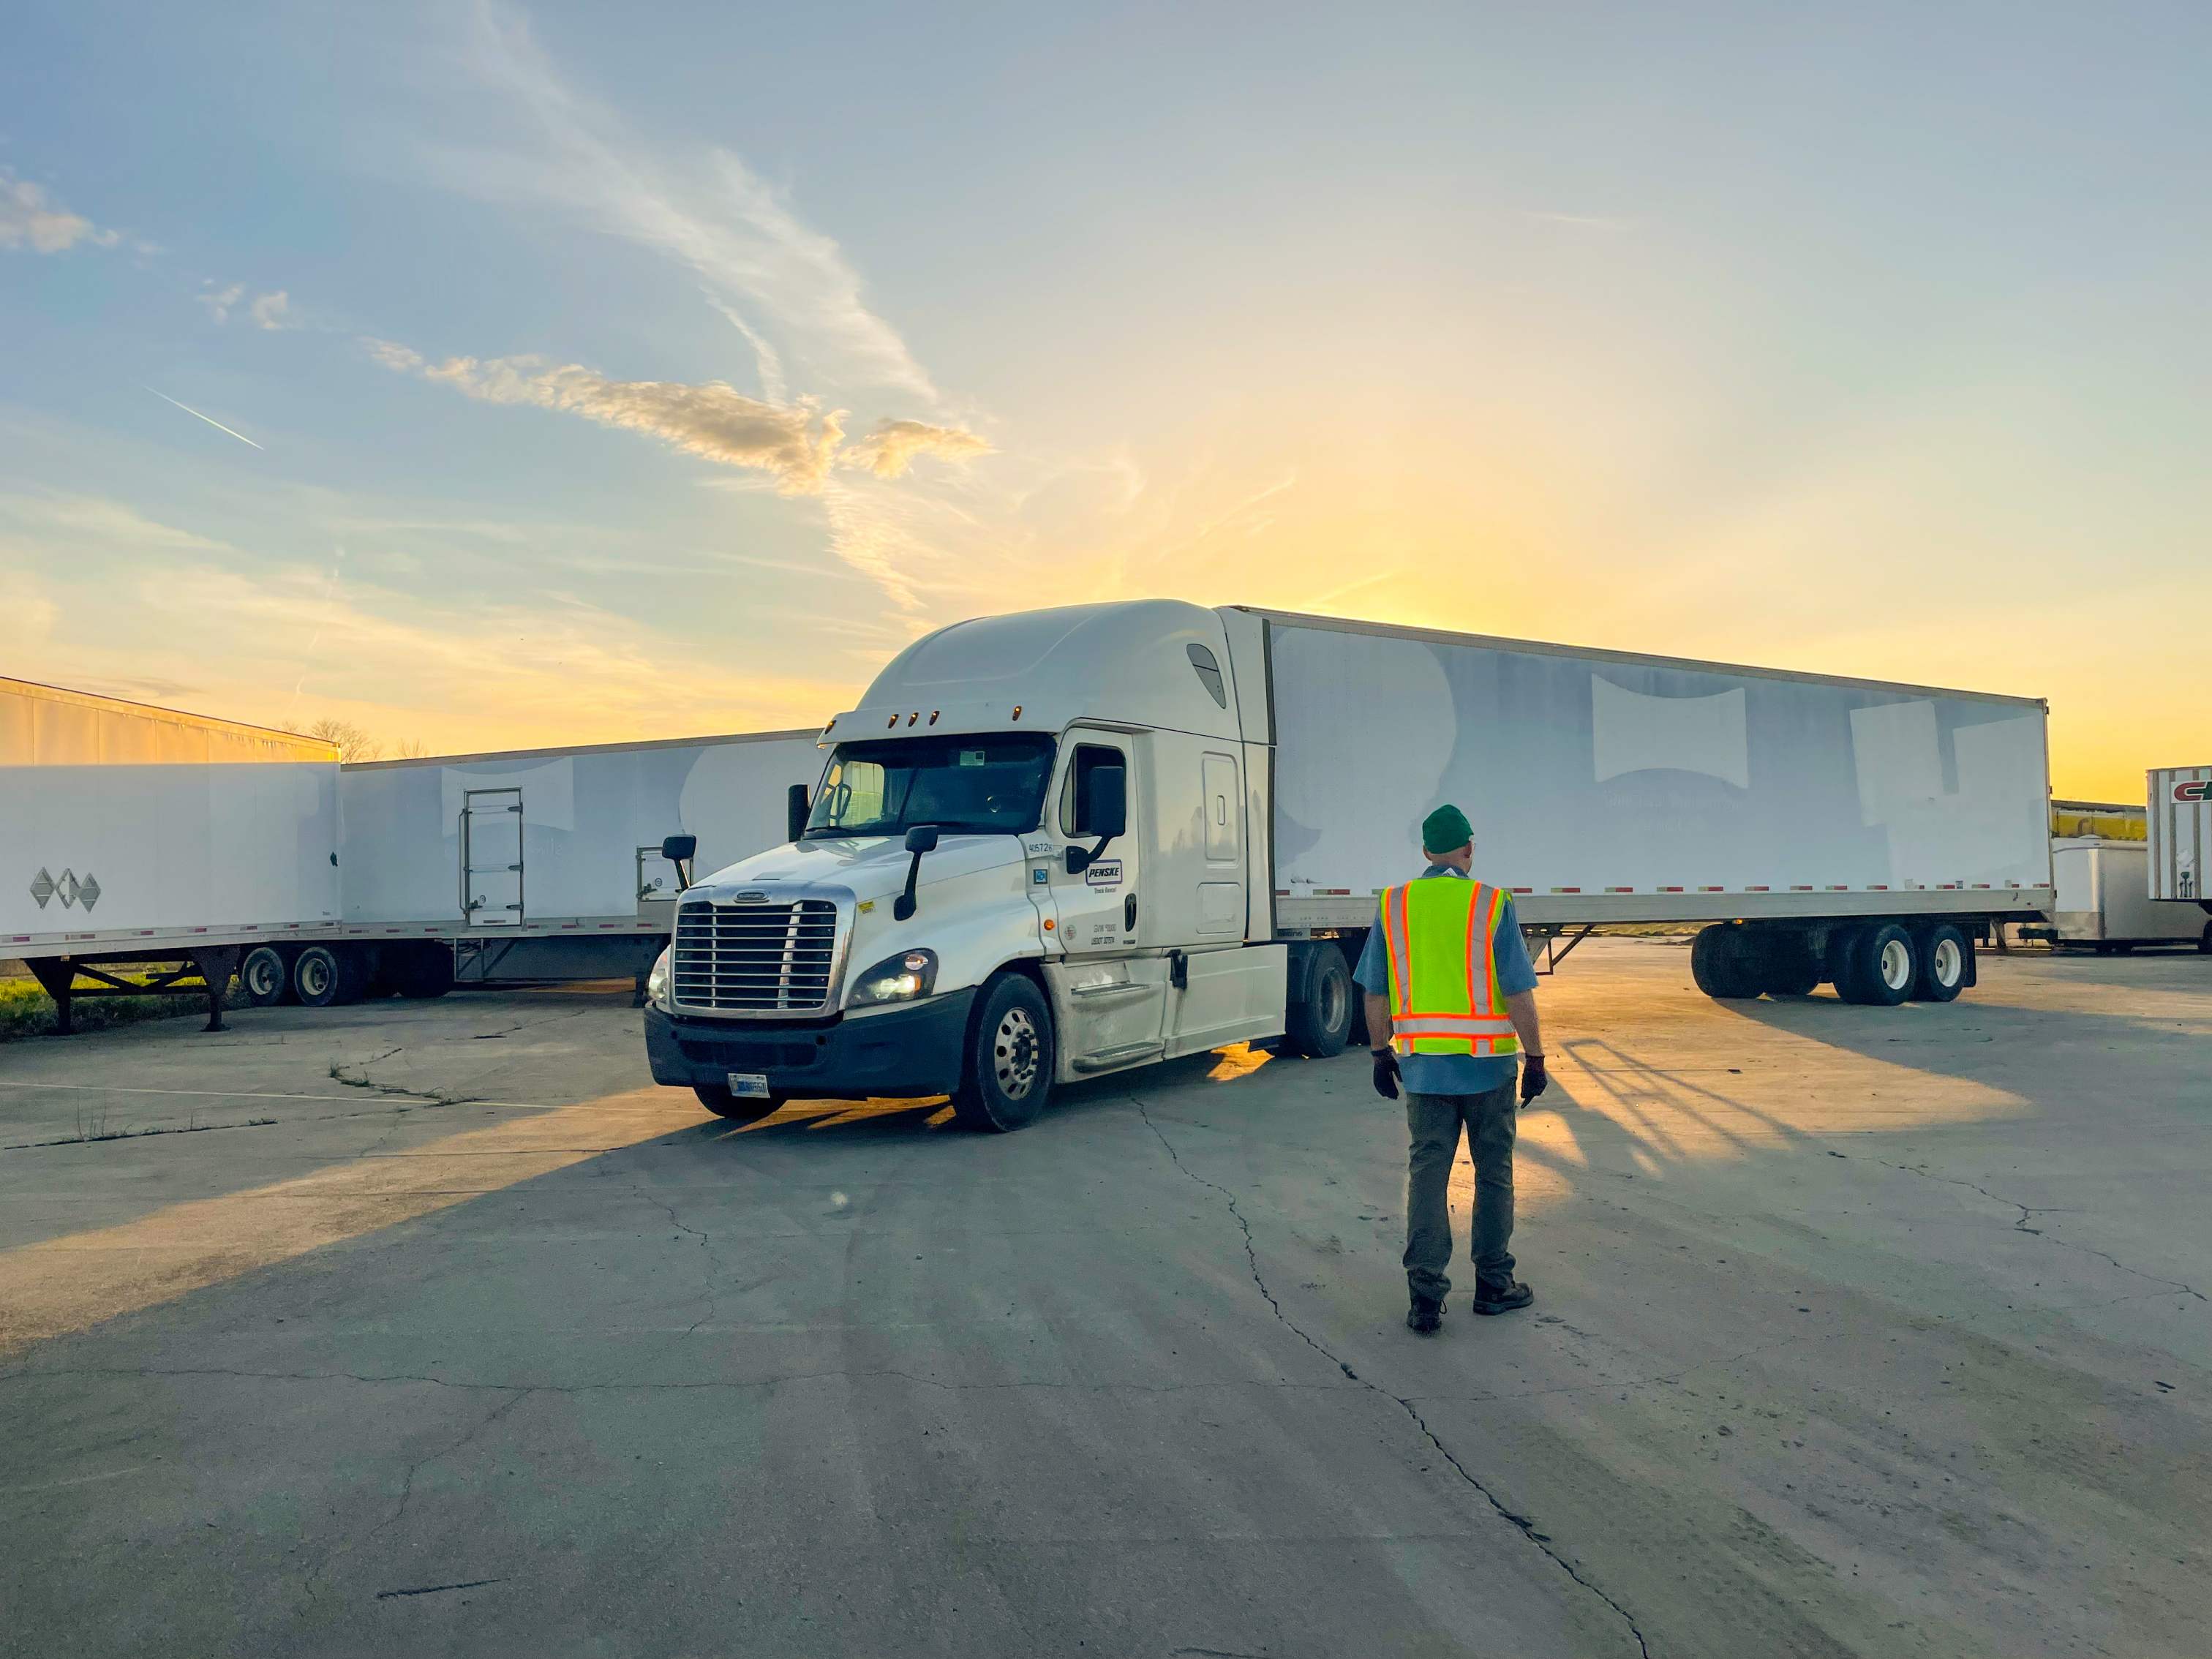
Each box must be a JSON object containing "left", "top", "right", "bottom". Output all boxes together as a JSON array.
[{"left": 642, "top": 600, "right": 1350, "bottom": 1130}]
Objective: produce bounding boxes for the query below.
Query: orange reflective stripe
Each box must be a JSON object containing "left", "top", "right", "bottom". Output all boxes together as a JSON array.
[{"left": 1385, "top": 884, "right": 1412, "bottom": 1017}]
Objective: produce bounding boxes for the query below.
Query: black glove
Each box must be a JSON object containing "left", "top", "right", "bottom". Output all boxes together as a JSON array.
[
  {"left": 1519, "top": 1052, "right": 1548, "bottom": 1105},
  {"left": 1371, "top": 1047, "right": 1400, "bottom": 1101}
]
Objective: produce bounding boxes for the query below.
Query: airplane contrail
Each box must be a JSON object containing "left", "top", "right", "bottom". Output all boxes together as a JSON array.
[{"left": 144, "top": 386, "right": 264, "bottom": 450}]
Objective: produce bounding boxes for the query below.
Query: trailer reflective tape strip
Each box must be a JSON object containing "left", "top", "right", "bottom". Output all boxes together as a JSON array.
[
  {"left": 1659, "top": 887, "right": 1685, "bottom": 893},
  {"left": 1606, "top": 886, "right": 1634, "bottom": 893},
  {"left": 1698, "top": 886, "right": 1724, "bottom": 892},
  {"left": 1511, "top": 887, "right": 1533, "bottom": 895},
  {"left": 1551, "top": 887, "right": 1581, "bottom": 894},
  {"left": 1791, "top": 886, "right": 1815, "bottom": 892},
  {"left": 1746, "top": 886, "right": 1769, "bottom": 892},
  {"left": 1827, "top": 885, "right": 1849, "bottom": 892}
]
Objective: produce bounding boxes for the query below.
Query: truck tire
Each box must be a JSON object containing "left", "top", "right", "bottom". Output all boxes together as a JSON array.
[
  {"left": 1690, "top": 925, "right": 1761, "bottom": 999},
  {"left": 1914, "top": 925, "right": 1968, "bottom": 1002},
  {"left": 391, "top": 943, "right": 456, "bottom": 999},
  {"left": 293, "top": 944, "right": 370, "bottom": 1008},
  {"left": 239, "top": 946, "right": 295, "bottom": 1007},
  {"left": 693, "top": 1083, "right": 785, "bottom": 1123},
  {"left": 1283, "top": 945, "right": 1354, "bottom": 1058},
  {"left": 1835, "top": 922, "right": 1916, "bottom": 1007},
  {"left": 2200, "top": 921, "right": 2211, "bottom": 955},
  {"left": 1756, "top": 932, "right": 1823, "bottom": 997},
  {"left": 952, "top": 972, "right": 1055, "bottom": 1132}
]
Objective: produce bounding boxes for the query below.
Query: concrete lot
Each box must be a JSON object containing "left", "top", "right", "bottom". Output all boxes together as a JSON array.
[{"left": 1, "top": 940, "right": 2206, "bottom": 1658}]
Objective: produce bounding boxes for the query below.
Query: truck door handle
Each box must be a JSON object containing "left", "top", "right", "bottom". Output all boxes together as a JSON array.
[{"left": 1124, "top": 893, "right": 1137, "bottom": 931}]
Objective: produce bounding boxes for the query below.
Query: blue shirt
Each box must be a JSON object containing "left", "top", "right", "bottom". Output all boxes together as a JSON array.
[{"left": 1354, "top": 865, "right": 1538, "bottom": 1096}]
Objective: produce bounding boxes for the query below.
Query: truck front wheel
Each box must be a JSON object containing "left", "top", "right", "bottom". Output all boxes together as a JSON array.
[{"left": 953, "top": 973, "right": 1055, "bottom": 1132}]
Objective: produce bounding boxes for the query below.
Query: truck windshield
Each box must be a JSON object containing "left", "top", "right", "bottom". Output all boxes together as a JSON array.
[{"left": 805, "top": 734, "right": 1056, "bottom": 838}]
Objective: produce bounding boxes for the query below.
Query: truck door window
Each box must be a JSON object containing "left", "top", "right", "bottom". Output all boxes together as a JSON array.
[{"left": 1061, "top": 745, "right": 1125, "bottom": 837}]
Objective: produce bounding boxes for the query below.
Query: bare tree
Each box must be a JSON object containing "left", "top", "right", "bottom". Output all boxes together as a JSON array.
[
  {"left": 394, "top": 738, "right": 431, "bottom": 759},
  {"left": 285, "top": 718, "right": 383, "bottom": 762}
]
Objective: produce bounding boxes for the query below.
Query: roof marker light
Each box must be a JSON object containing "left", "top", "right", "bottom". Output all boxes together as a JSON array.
[{"left": 928, "top": 711, "right": 940, "bottom": 726}]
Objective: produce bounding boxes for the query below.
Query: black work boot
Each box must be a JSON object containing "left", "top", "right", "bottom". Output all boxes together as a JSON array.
[
  {"left": 1472, "top": 1279, "right": 1534, "bottom": 1316},
  {"left": 1406, "top": 1293, "right": 1444, "bottom": 1334}
]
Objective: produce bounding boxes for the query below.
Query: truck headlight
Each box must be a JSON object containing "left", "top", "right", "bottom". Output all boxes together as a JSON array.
[
  {"left": 647, "top": 947, "right": 672, "bottom": 1008},
  {"left": 849, "top": 948, "right": 938, "bottom": 1007}
]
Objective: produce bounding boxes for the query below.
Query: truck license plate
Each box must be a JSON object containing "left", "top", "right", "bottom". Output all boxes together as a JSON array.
[{"left": 726, "top": 1072, "right": 771, "bottom": 1099}]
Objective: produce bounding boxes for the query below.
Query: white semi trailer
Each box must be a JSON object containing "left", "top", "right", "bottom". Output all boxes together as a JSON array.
[
  {"left": 2, "top": 674, "right": 821, "bottom": 1032},
  {"left": 2147, "top": 765, "right": 2212, "bottom": 951},
  {"left": 643, "top": 601, "right": 2055, "bottom": 1129}
]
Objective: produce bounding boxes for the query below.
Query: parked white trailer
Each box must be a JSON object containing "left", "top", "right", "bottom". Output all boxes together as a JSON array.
[
  {"left": 2, "top": 677, "right": 341, "bottom": 1029},
  {"left": 2148, "top": 766, "right": 2212, "bottom": 896},
  {"left": 4, "top": 677, "right": 824, "bottom": 1031},
  {"left": 642, "top": 600, "right": 2055, "bottom": 1130},
  {"left": 2047, "top": 837, "right": 2207, "bottom": 951},
  {"left": 320, "top": 731, "right": 823, "bottom": 991}
]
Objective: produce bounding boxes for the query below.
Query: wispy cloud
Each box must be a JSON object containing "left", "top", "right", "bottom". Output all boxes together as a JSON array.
[
  {"left": 843, "top": 419, "right": 994, "bottom": 481},
  {"left": 366, "top": 341, "right": 988, "bottom": 494},
  {"left": 199, "top": 282, "right": 296, "bottom": 328},
  {"left": 143, "top": 388, "right": 266, "bottom": 450},
  {"left": 0, "top": 168, "right": 120, "bottom": 255},
  {"left": 431, "top": 0, "right": 937, "bottom": 401}
]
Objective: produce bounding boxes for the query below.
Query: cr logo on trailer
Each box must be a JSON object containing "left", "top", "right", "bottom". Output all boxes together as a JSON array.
[{"left": 2175, "top": 781, "right": 2212, "bottom": 802}]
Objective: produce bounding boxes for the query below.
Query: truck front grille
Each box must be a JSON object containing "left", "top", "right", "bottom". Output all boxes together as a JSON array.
[{"left": 672, "top": 898, "right": 840, "bottom": 1013}]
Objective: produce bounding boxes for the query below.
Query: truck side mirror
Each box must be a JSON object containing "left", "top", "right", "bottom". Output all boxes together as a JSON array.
[
  {"left": 895, "top": 824, "right": 940, "bottom": 919},
  {"left": 660, "top": 833, "right": 697, "bottom": 892},
  {"left": 786, "top": 783, "right": 810, "bottom": 843}
]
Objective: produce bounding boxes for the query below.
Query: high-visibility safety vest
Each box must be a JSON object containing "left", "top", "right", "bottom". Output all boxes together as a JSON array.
[{"left": 1380, "top": 877, "right": 1521, "bottom": 1058}]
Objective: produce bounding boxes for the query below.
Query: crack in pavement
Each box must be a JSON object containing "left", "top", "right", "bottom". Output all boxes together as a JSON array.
[
  {"left": 304, "top": 1387, "right": 530, "bottom": 1603},
  {"left": 1132, "top": 1095, "right": 1651, "bottom": 1659},
  {"left": 1872, "top": 1158, "right": 2208, "bottom": 1304},
  {"left": 633, "top": 1181, "right": 720, "bottom": 1338}
]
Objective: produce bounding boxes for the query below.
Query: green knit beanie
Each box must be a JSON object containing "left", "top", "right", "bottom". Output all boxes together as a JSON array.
[{"left": 1421, "top": 803, "right": 1473, "bottom": 856}]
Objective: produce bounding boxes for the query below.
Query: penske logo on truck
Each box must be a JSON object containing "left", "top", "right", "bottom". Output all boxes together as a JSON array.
[{"left": 2175, "top": 781, "right": 2212, "bottom": 802}]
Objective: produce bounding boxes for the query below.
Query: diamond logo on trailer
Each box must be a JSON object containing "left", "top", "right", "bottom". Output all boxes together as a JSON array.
[
  {"left": 2175, "top": 781, "right": 2211, "bottom": 802},
  {"left": 56, "top": 869, "right": 78, "bottom": 908},
  {"left": 29, "top": 868, "right": 55, "bottom": 909},
  {"left": 77, "top": 872, "right": 100, "bottom": 913}
]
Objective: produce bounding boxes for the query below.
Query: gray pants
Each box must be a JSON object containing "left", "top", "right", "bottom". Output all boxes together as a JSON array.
[{"left": 1403, "top": 1083, "right": 1517, "bottom": 1301}]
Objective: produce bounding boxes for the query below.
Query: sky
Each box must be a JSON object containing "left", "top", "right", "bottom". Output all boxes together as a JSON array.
[{"left": 1, "top": 1, "right": 2205, "bottom": 798}]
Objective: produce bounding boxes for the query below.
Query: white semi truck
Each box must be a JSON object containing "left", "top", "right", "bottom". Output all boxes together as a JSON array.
[
  {"left": 644, "top": 601, "right": 2055, "bottom": 1130},
  {"left": 2147, "top": 765, "right": 2212, "bottom": 951},
  {"left": 1, "top": 674, "right": 821, "bottom": 1032}
]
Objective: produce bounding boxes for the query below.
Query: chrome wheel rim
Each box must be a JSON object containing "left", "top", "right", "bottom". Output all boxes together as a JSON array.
[
  {"left": 1879, "top": 938, "right": 1912, "bottom": 992},
  {"left": 993, "top": 1007, "right": 1042, "bottom": 1100},
  {"left": 1319, "top": 969, "right": 1349, "bottom": 1035},
  {"left": 1933, "top": 937, "right": 1962, "bottom": 987}
]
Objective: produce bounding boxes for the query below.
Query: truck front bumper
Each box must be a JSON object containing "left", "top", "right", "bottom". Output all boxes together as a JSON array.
[{"left": 644, "top": 988, "right": 977, "bottom": 1102}]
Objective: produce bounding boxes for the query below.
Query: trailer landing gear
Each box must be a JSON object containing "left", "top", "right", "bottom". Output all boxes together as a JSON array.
[{"left": 23, "top": 947, "right": 242, "bottom": 1036}]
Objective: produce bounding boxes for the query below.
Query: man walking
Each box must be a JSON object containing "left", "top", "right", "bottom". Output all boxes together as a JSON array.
[{"left": 1354, "top": 804, "right": 1549, "bottom": 1335}]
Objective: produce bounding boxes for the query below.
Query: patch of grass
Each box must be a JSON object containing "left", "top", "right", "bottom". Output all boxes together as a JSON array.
[{"left": 0, "top": 972, "right": 246, "bottom": 1043}]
